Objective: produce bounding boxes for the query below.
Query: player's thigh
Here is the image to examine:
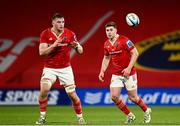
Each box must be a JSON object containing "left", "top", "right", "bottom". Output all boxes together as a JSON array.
[
  {"left": 110, "top": 74, "right": 124, "bottom": 88},
  {"left": 127, "top": 89, "right": 138, "bottom": 97},
  {"left": 110, "top": 87, "right": 122, "bottom": 97},
  {"left": 55, "top": 66, "right": 76, "bottom": 93},
  {"left": 127, "top": 89, "right": 139, "bottom": 102},
  {"left": 110, "top": 74, "right": 124, "bottom": 99},
  {"left": 57, "top": 66, "right": 75, "bottom": 86},
  {"left": 40, "top": 68, "right": 57, "bottom": 91},
  {"left": 124, "top": 74, "right": 137, "bottom": 91}
]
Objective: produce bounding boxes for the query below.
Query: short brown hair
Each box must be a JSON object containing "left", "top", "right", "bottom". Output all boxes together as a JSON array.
[
  {"left": 51, "top": 13, "right": 64, "bottom": 21},
  {"left": 105, "top": 21, "right": 117, "bottom": 28}
]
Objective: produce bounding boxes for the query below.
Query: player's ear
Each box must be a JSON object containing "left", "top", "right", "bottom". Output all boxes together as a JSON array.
[
  {"left": 114, "top": 28, "right": 117, "bottom": 33},
  {"left": 116, "top": 27, "right": 118, "bottom": 32},
  {"left": 52, "top": 20, "right": 55, "bottom": 26}
]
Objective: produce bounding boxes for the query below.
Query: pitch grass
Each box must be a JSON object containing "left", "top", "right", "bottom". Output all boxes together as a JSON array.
[{"left": 0, "top": 106, "right": 179, "bottom": 125}]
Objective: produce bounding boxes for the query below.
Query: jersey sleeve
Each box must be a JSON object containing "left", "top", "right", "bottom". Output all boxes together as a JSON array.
[
  {"left": 104, "top": 41, "right": 109, "bottom": 56},
  {"left": 40, "top": 30, "right": 48, "bottom": 43},
  {"left": 124, "top": 39, "right": 135, "bottom": 51},
  {"left": 70, "top": 32, "right": 78, "bottom": 42},
  {"left": 104, "top": 48, "right": 109, "bottom": 56}
]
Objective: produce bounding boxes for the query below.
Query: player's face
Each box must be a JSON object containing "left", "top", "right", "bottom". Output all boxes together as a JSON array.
[
  {"left": 105, "top": 26, "right": 117, "bottom": 39},
  {"left": 52, "top": 17, "right": 65, "bottom": 31}
]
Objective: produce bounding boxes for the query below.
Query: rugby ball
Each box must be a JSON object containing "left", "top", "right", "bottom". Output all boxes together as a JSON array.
[{"left": 126, "top": 13, "right": 140, "bottom": 27}]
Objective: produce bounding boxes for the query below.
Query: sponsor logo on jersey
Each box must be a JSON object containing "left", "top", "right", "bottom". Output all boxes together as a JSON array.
[
  {"left": 109, "top": 50, "right": 122, "bottom": 55},
  {"left": 58, "top": 43, "right": 68, "bottom": 46},
  {"left": 135, "top": 31, "right": 180, "bottom": 71}
]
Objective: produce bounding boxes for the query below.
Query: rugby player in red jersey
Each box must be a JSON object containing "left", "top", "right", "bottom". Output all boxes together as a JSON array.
[
  {"left": 36, "top": 13, "right": 86, "bottom": 125},
  {"left": 98, "top": 21, "right": 151, "bottom": 124}
]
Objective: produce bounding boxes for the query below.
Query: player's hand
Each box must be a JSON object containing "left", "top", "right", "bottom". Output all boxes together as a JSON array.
[
  {"left": 70, "top": 41, "right": 79, "bottom": 48},
  {"left": 98, "top": 72, "right": 104, "bottom": 82},
  {"left": 53, "top": 38, "right": 63, "bottom": 47},
  {"left": 122, "top": 67, "right": 131, "bottom": 76}
]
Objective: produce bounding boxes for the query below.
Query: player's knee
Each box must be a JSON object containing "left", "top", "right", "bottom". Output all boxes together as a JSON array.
[
  {"left": 40, "top": 79, "right": 52, "bottom": 96},
  {"left": 111, "top": 95, "right": 119, "bottom": 103},
  {"left": 41, "top": 78, "right": 52, "bottom": 86},
  {"left": 65, "top": 84, "right": 76, "bottom": 93},
  {"left": 129, "top": 95, "right": 139, "bottom": 102}
]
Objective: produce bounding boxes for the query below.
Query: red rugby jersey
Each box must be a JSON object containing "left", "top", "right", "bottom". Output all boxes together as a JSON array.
[
  {"left": 104, "top": 35, "right": 136, "bottom": 75},
  {"left": 40, "top": 28, "right": 77, "bottom": 68}
]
